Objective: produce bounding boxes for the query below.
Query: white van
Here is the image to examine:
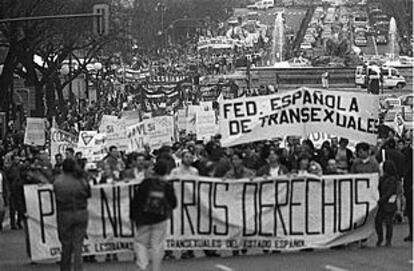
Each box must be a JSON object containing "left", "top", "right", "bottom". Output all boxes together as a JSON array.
[{"left": 355, "top": 65, "right": 407, "bottom": 89}]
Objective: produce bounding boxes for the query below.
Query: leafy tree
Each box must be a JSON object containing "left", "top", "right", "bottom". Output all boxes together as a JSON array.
[{"left": 0, "top": 0, "right": 129, "bottom": 117}]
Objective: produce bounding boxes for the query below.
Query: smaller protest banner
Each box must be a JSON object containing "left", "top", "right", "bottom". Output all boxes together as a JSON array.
[
  {"left": 126, "top": 116, "right": 175, "bottom": 152},
  {"left": 200, "top": 101, "right": 214, "bottom": 111},
  {"left": 50, "top": 128, "right": 77, "bottom": 164},
  {"left": 146, "top": 116, "right": 175, "bottom": 150},
  {"left": 77, "top": 131, "right": 107, "bottom": 162},
  {"left": 24, "top": 118, "right": 46, "bottom": 146},
  {"left": 120, "top": 110, "right": 140, "bottom": 126},
  {"left": 99, "top": 115, "right": 121, "bottom": 134},
  {"left": 177, "top": 109, "right": 187, "bottom": 131},
  {"left": 196, "top": 111, "right": 218, "bottom": 140},
  {"left": 186, "top": 105, "right": 203, "bottom": 133},
  {"left": 126, "top": 122, "right": 146, "bottom": 152}
]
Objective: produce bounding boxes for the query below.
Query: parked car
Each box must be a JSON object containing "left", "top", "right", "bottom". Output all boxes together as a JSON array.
[
  {"left": 354, "top": 35, "right": 367, "bottom": 46},
  {"left": 355, "top": 65, "right": 407, "bottom": 89},
  {"left": 376, "top": 33, "right": 388, "bottom": 45},
  {"left": 400, "top": 94, "right": 414, "bottom": 107}
]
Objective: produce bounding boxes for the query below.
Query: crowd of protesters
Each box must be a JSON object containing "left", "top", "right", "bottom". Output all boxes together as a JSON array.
[{"left": 0, "top": 124, "right": 412, "bottom": 250}]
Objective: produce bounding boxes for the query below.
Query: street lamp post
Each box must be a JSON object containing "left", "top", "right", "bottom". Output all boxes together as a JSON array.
[{"left": 156, "top": 2, "right": 166, "bottom": 49}]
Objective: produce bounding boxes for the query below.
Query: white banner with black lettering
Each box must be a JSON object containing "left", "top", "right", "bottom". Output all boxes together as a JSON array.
[
  {"left": 219, "top": 88, "right": 379, "bottom": 147},
  {"left": 24, "top": 173, "right": 378, "bottom": 262}
]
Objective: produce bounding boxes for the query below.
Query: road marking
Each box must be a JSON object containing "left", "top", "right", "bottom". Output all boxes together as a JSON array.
[
  {"left": 215, "top": 264, "right": 234, "bottom": 271},
  {"left": 325, "top": 265, "right": 349, "bottom": 271}
]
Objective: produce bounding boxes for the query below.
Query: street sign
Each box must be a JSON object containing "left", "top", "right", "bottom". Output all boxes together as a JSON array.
[{"left": 93, "top": 4, "right": 109, "bottom": 36}]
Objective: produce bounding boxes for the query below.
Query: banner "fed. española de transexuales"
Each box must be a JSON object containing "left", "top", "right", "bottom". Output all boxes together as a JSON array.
[
  {"left": 24, "top": 173, "right": 379, "bottom": 261},
  {"left": 219, "top": 88, "right": 379, "bottom": 147}
]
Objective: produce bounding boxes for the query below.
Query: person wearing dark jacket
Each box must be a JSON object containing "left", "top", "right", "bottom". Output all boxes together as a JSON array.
[
  {"left": 0, "top": 164, "right": 9, "bottom": 232},
  {"left": 54, "top": 159, "right": 91, "bottom": 271},
  {"left": 375, "top": 160, "right": 399, "bottom": 247},
  {"left": 130, "top": 159, "right": 177, "bottom": 271},
  {"left": 376, "top": 139, "right": 406, "bottom": 179},
  {"left": 402, "top": 142, "right": 413, "bottom": 242}
]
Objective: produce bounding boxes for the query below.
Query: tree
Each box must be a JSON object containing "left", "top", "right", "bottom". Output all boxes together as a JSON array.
[{"left": 0, "top": 0, "right": 130, "bottom": 117}]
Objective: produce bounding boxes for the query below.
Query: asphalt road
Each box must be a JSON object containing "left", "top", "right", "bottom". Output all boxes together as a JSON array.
[{"left": 0, "top": 223, "right": 412, "bottom": 271}]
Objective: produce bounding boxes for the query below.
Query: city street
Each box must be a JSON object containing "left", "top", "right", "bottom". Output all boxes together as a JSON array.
[
  {"left": 0, "top": 1, "right": 413, "bottom": 271},
  {"left": 0, "top": 224, "right": 412, "bottom": 271}
]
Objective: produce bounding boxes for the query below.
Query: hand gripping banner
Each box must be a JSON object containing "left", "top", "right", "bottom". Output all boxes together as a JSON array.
[{"left": 24, "top": 173, "right": 379, "bottom": 262}]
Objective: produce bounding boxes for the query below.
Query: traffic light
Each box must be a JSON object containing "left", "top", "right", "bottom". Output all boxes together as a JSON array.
[{"left": 93, "top": 4, "right": 109, "bottom": 36}]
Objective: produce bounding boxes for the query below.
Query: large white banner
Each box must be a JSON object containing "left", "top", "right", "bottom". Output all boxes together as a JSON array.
[
  {"left": 25, "top": 173, "right": 379, "bottom": 262},
  {"left": 219, "top": 88, "right": 379, "bottom": 147}
]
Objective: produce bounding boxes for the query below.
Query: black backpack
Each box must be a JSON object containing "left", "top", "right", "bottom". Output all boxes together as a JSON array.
[{"left": 142, "top": 178, "right": 170, "bottom": 220}]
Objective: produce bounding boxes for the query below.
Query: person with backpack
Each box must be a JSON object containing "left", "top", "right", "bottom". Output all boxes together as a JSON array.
[{"left": 130, "top": 159, "right": 177, "bottom": 271}]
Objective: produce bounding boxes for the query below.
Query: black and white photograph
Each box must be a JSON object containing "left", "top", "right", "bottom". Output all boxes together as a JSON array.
[{"left": 0, "top": 0, "right": 412, "bottom": 270}]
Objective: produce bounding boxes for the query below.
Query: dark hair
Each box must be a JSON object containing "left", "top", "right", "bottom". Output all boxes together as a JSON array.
[
  {"left": 321, "top": 140, "right": 331, "bottom": 149},
  {"left": 66, "top": 148, "right": 74, "bottom": 154},
  {"left": 55, "top": 153, "right": 63, "bottom": 159},
  {"left": 298, "top": 153, "right": 312, "bottom": 162},
  {"left": 153, "top": 159, "right": 170, "bottom": 176},
  {"left": 386, "top": 139, "right": 396, "bottom": 149},
  {"left": 62, "top": 158, "right": 84, "bottom": 178},
  {"left": 302, "top": 139, "right": 315, "bottom": 151},
  {"left": 382, "top": 160, "right": 397, "bottom": 177},
  {"left": 355, "top": 142, "right": 370, "bottom": 152},
  {"left": 339, "top": 138, "right": 349, "bottom": 144},
  {"left": 158, "top": 145, "right": 172, "bottom": 154},
  {"left": 109, "top": 146, "right": 117, "bottom": 152}
]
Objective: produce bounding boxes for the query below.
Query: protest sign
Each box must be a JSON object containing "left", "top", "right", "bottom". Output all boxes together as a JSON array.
[
  {"left": 147, "top": 115, "right": 174, "bottom": 149},
  {"left": 25, "top": 173, "right": 379, "bottom": 261},
  {"left": 24, "top": 118, "right": 46, "bottom": 146},
  {"left": 177, "top": 109, "right": 187, "bottom": 131},
  {"left": 200, "top": 101, "right": 214, "bottom": 111},
  {"left": 219, "top": 88, "right": 379, "bottom": 147},
  {"left": 186, "top": 105, "right": 203, "bottom": 133},
  {"left": 50, "top": 128, "right": 77, "bottom": 164},
  {"left": 196, "top": 110, "right": 218, "bottom": 140},
  {"left": 77, "top": 131, "right": 107, "bottom": 162},
  {"left": 99, "top": 115, "right": 121, "bottom": 134},
  {"left": 120, "top": 110, "right": 140, "bottom": 127},
  {"left": 98, "top": 115, "right": 132, "bottom": 152},
  {"left": 126, "top": 116, "right": 174, "bottom": 152},
  {"left": 308, "top": 132, "right": 357, "bottom": 151}
]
